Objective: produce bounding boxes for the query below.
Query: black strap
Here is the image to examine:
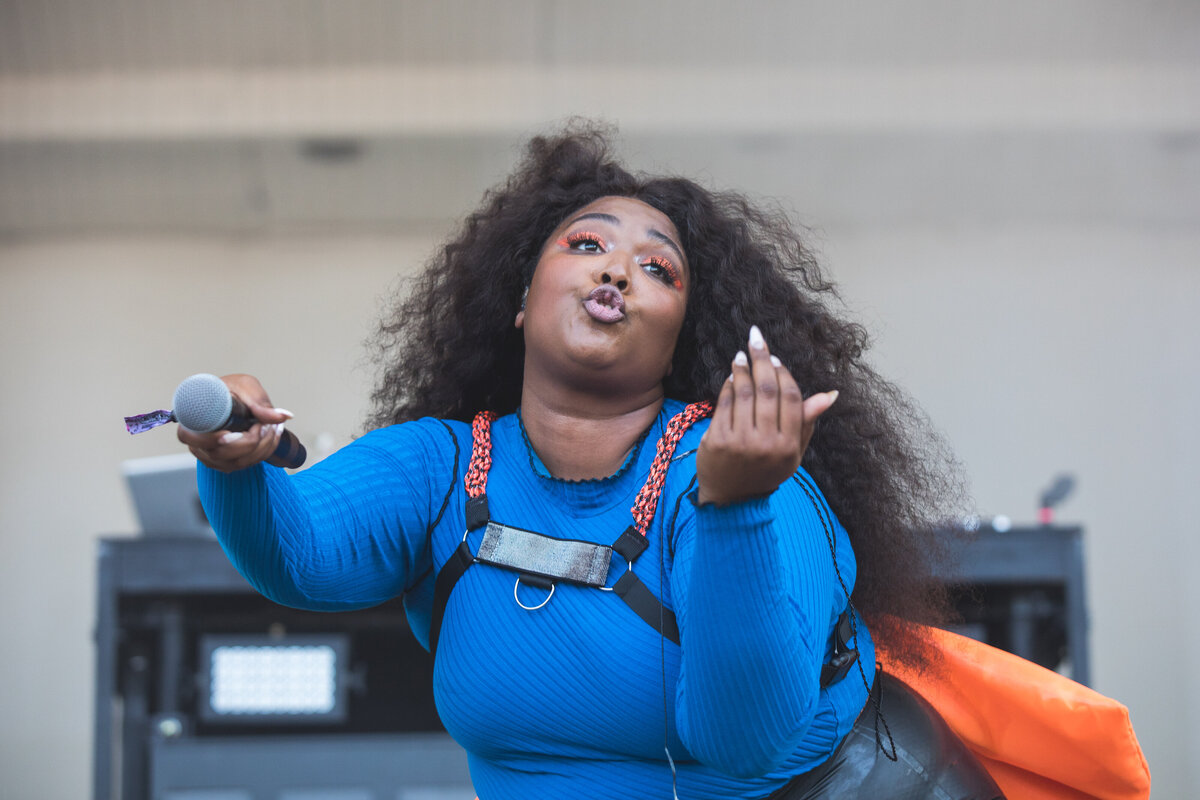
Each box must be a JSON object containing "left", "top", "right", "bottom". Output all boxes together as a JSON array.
[
  {"left": 612, "top": 526, "right": 649, "bottom": 561},
  {"left": 429, "top": 541, "right": 474, "bottom": 658},
  {"left": 465, "top": 494, "right": 489, "bottom": 532},
  {"left": 613, "top": 570, "right": 680, "bottom": 645},
  {"left": 610, "top": 525, "right": 679, "bottom": 644},
  {"left": 430, "top": 490, "right": 491, "bottom": 657}
]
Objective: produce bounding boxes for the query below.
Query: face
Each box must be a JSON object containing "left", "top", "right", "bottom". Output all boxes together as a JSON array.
[{"left": 516, "top": 196, "right": 689, "bottom": 397}]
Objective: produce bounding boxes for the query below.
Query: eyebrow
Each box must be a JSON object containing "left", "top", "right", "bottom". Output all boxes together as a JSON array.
[{"left": 567, "top": 211, "right": 687, "bottom": 269}]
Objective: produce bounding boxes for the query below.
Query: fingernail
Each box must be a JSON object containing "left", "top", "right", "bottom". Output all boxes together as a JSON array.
[
  {"left": 275, "top": 408, "right": 294, "bottom": 419},
  {"left": 219, "top": 432, "right": 244, "bottom": 444},
  {"left": 769, "top": 355, "right": 782, "bottom": 368},
  {"left": 827, "top": 390, "right": 840, "bottom": 404},
  {"left": 733, "top": 351, "right": 749, "bottom": 366},
  {"left": 748, "top": 325, "right": 766, "bottom": 350},
  {"left": 276, "top": 422, "right": 286, "bottom": 435},
  {"left": 727, "top": 373, "right": 734, "bottom": 383}
]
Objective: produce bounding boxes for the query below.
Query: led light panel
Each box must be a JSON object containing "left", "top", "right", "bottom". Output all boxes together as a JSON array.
[{"left": 199, "top": 634, "right": 348, "bottom": 723}]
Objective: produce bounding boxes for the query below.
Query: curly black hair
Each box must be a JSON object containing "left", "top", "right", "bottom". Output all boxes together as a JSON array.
[{"left": 368, "top": 122, "right": 965, "bottom": 663}]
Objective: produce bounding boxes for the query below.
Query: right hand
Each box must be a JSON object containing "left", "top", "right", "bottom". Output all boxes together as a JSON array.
[
  {"left": 697, "top": 326, "right": 838, "bottom": 506},
  {"left": 176, "top": 373, "right": 295, "bottom": 473}
]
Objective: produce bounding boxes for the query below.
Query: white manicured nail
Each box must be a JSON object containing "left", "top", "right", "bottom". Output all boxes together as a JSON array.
[
  {"left": 274, "top": 408, "right": 294, "bottom": 419},
  {"left": 733, "top": 351, "right": 749, "bottom": 366},
  {"left": 219, "top": 432, "right": 244, "bottom": 444},
  {"left": 827, "top": 390, "right": 840, "bottom": 404},
  {"left": 748, "top": 325, "right": 766, "bottom": 350},
  {"left": 770, "top": 355, "right": 782, "bottom": 368}
]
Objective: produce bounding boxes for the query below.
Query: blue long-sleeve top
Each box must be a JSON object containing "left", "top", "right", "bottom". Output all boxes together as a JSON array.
[{"left": 198, "top": 399, "right": 875, "bottom": 799}]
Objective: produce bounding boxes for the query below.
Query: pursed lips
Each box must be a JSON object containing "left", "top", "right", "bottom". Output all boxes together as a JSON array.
[{"left": 582, "top": 285, "right": 626, "bottom": 323}]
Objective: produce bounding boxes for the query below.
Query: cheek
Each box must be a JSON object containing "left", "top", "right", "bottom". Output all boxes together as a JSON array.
[
  {"left": 649, "top": 299, "right": 688, "bottom": 355},
  {"left": 667, "top": 294, "right": 689, "bottom": 334},
  {"left": 524, "top": 264, "right": 570, "bottom": 307}
]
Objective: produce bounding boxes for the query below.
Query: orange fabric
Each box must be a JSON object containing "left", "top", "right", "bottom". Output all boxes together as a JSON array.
[{"left": 879, "top": 627, "right": 1150, "bottom": 800}]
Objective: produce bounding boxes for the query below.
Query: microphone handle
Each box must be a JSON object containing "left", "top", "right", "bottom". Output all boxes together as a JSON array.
[{"left": 225, "top": 394, "right": 308, "bottom": 469}]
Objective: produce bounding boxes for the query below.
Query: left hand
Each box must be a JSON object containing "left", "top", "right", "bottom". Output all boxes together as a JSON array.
[{"left": 696, "top": 325, "right": 838, "bottom": 506}]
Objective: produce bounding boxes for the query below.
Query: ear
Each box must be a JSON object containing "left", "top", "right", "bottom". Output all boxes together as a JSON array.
[{"left": 515, "top": 309, "right": 525, "bottom": 329}]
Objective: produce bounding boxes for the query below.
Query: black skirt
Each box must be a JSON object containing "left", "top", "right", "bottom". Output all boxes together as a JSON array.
[{"left": 765, "top": 670, "right": 1005, "bottom": 800}]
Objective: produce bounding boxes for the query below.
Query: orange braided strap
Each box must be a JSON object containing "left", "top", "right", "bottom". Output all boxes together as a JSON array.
[
  {"left": 630, "top": 401, "right": 713, "bottom": 536},
  {"left": 464, "top": 411, "right": 497, "bottom": 499}
]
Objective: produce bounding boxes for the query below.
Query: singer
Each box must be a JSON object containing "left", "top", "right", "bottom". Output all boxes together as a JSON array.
[{"left": 178, "top": 125, "right": 1002, "bottom": 799}]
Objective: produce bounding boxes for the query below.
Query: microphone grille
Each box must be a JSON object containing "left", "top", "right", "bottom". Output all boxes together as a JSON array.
[{"left": 173, "top": 373, "right": 233, "bottom": 433}]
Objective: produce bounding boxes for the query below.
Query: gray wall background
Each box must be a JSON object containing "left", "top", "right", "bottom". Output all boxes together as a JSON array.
[{"left": 1, "top": 1, "right": 1197, "bottom": 796}]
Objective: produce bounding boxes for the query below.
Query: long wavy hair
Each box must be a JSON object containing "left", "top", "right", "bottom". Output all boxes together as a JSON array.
[{"left": 368, "top": 123, "right": 964, "bottom": 662}]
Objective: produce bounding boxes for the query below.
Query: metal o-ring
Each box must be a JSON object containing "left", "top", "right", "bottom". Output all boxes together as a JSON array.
[
  {"left": 513, "top": 576, "right": 555, "bottom": 611},
  {"left": 597, "top": 559, "right": 633, "bottom": 592}
]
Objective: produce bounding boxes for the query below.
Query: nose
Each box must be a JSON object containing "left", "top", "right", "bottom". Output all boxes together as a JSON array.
[{"left": 595, "top": 253, "right": 631, "bottom": 291}]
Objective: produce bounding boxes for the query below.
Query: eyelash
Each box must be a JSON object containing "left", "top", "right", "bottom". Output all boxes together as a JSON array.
[
  {"left": 560, "top": 230, "right": 682, "bottom": 290},
  {"left": 643, "top": 256, "right": 683, "bottom": 290},
  {"left": 562, "top": 231, "right": 606, "bottom": 252}
]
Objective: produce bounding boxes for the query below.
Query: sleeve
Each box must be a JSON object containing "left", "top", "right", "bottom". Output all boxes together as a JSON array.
[
  {"left": 670, "top": 468, "right": 850, "bottom": 778},
  {"left": 196, "top": 419, "right": 458, "bottom": 612}
]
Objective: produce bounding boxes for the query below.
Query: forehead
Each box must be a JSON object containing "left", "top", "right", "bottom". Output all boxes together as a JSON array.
[{"left": 558, "top": 196, "right": 682, "bottom": 245}]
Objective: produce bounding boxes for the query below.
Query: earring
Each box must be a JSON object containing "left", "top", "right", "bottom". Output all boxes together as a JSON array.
[{"left": 520, "top": 286, "right": 529, "bottom": 311}]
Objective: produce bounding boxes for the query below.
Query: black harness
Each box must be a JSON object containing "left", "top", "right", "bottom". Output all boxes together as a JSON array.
[
  {"left": 426, "top": 411, "right": 858, "bottom": 689},
  {"left": 431, "top": 498, "right": 680, "bottom": 655}
]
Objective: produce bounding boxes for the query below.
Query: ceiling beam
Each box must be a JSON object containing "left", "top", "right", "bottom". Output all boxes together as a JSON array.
[{"left": 3, "top": 64, "right": 1198, "bottom": 143}]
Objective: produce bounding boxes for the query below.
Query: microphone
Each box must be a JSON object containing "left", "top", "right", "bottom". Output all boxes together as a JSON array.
[{"left": 172, "top": 373, "right": 307, "bottom": 468}]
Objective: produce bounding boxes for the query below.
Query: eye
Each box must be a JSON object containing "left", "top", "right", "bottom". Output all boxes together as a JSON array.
[
  {"left": 642, "top": 256, "right": 683, "bottom": 290},
  {"left": 562, "top": 231, "right": 607, "bottom": 253}
]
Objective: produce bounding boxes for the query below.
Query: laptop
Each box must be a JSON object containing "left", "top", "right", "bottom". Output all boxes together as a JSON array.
[{"left": 122, "top": 452, "right": 214, "bottom": 537}]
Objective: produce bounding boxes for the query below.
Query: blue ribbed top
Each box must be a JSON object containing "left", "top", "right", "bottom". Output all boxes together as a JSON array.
[{"left": 197, "top": 399, "right": 875, "bottom": 799}]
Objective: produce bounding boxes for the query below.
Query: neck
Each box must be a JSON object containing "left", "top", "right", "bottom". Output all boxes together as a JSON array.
[{"left": 518, "top": 381, "right": 666, "bottom": 481}]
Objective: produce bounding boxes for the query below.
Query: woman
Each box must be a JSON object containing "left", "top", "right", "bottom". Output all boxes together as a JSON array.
[{"left": 180, "top": 126, "right": 1002, "bottom": 799}]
